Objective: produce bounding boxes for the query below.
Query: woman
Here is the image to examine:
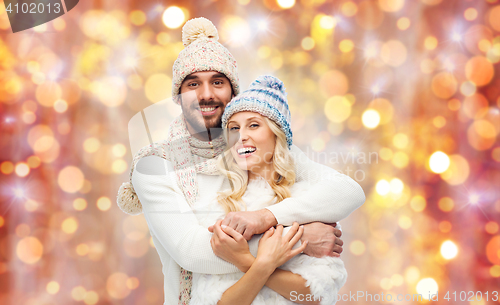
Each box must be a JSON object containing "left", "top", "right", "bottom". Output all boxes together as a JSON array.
[{"left": 189, "top": 76, "right": 347, "bottom": 305}]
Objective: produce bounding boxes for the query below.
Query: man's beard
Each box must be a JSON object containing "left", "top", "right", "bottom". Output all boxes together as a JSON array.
[{"left": 181, "top": 100, "right": 224, "bottom": 134}]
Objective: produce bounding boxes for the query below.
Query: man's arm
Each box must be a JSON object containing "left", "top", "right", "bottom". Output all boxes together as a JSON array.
[
  {"left": 265, "top": 144, "right": 366, "bottom": 226},
  {"left": 132, "top": 156, "right": 261, "bottom": 274}
]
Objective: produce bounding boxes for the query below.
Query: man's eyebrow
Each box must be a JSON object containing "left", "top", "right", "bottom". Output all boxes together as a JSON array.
[
  {"left": 211, "top": 73, "right": 226, "bottom": 79},
  {"left": 184, "top": 75, "right": 199, "bottom": 81}
]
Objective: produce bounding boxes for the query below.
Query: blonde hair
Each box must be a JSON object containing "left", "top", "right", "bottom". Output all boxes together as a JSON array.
[{"left": 216, "top": 117, "right": 296, "bottom": 214}]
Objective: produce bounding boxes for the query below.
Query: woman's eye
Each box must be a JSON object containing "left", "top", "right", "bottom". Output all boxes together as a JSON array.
[
  {"left": 229, "top": 126, "right": 239, "bottom": 131},
  {"left": 250, "top": 124, "right": 259, "bottom": 128}
]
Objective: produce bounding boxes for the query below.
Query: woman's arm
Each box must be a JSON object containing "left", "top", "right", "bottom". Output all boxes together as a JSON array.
[{"left": 213, "top": 222, "right": 318, "bottom": 305}]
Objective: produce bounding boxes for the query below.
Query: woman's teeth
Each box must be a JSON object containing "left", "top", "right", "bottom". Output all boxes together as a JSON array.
[{"left": 237, "top": 147, "right": 256, "bottom": 155}]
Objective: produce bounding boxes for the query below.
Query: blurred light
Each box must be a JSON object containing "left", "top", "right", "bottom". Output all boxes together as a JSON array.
[
  {"left": 349, "top": 240, "right": 366, "bottom": 256},
  {"left": 381, "top": 40, "right": 407, "bottom": 66},
  {"left": 129, "top": 10, "right": 146, "bottom": 26},
  {"left": 460, "top": 81, "right": 477, "bottom": 97},
  {"left": 485, "top": 221, "right": 499, "bottom": 234},
  {"left": 397, "top": 17, "right": 410, "bottom": 30},
  {"left": 46, "top": 281, "right": 60, "bottom": 295},
  {"left": 490, "top": 265, "right": 500, "bottom": 278},
  {"left": 319, "top": 16, "right": 336, "bottom": 29},
  {"left": 438, "top": 197, "right": 454, "bottom": 212},
  {"left": 277, "top": 0, "right": 296, "bottom": 9},
  {"left": 13, "top": 187, "right": 25, "bottom": 198},
  {"left": 53, "top": 99, "right": 68, "bottom": 113},
  {"left": 84, "top": 291, "right": 99, "bottom": 305},
  {"left": 58, "top": 166, "right": 85, "bottom": 193},
  {"left": 469, "top": 194, "right": 479, "bottom": 204},
  {"left": 410, "top": 195, "right": 426, "bottom": 212},
  {"left": 376, "top": 179, "right": 390, "bottom": 195},
  {"left": 301, "top": 37, "right": 315, "bottom": 51},
  {"left": 73, "top": 198, "right": 88, "bottom": 211},
  {"left": 15, "top": 163, "right": 30, "bottom": 177},
  {"left": 62, "top": 217, "right": 78, "bottom": 234},
  {"left": 416, "top": 278, "right": 439, "bottom": 300},
  {"left": 465, "top": 56, "right": 494, "bottom": 86},
  {"left": 439, "top": 221, "right": 452, "bottom": 233},
  {"left": 106, "top": 273, "right": 131, "bottom": 299},
  {"left": 257, "top": 20, "right": 268, "bottom": 31},
  {"left": 16, "top": 237, "right": 43, "bottom": 264},
  {"left": 452, "top": 32, "right": 462, "bottom": 42},
  {"left": 126, "top": 277, "right": 140, "bottom": 290},
  {"left": 429, "top": 151, "right": 450, "bottom": 173},
  {"left": 405, "top": 266, "right": 420, "bottom": 284},
  {"left": 1, "top": 161, "right": 14, "bottom": 174},
  {"left": 112, "top": 144, "right": 127, "bottom": 157},
  {"left": 486, "top": 236, "right": 500, "bottom": 265},
  {"left": 324, "top": 96, "right": 351, "bottom": 123},
  {"left": 362, "top": 109, "right": 381, "bottom": 129},
  {"left": 464, "top": 8, "right": 478, "bottom": 21},
  {"left": 371, "top": 85, "right": 380, "bottom": 95},
  {"left": 97, "top": 197, "right": 112, "bottom": 211},
  {"left": 424, "top": 36, "right": 438, "bottom": 50},
  {"left": 341, "top": 1, "right": 358, "bottom": 17},
  {"left": 84, "top": 138, "right": 100, "bottom": 153},
  {"left": 392, "top": 151, "right": 409, "bottom": 168},
  {"left": 339, "top": 39, "right": 354, "bottom": 53},
  {"left": 440, "top": 240, "right": 458, "bottom": 259},
  {"left": 432, "top": 116, "right": 446, "bottom": 128},
  {"left": 162, "top": 6, "right": 185, "bottom": 29},
  {"left": 76, "top": 244, "right": 90, "bottom": 256},
  {"left": 390, "top": 178, "right": 404, "bottom": 193},
  {"left": 448, "top": 98, "right": 461, "bottom": 111},
  {"left": 398, "top": 216, "right": 412, "bottom": 229},
  {"left": 71, "top": 286, "right": 86, "bottom": 301}
]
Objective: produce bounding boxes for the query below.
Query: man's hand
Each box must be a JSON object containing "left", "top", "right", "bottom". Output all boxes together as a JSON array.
[
  {"left": 301, "top": 222, "right": 343, "bottom": 258},
  {"left": 208, "top": 209, "right": 278, "bottom": 240}
]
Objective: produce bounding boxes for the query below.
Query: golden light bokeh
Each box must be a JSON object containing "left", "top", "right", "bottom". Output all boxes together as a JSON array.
[
  {"left": 58, "top": 166, "right": 85, "bottom": 193},
  {"left": 97, "top": 197, "right": 112, "bottom": 211},
  {"left": 162, "top": 6, "right": 185, "bottom": 29},
  {"left": 349, "top": 240, "right": 366, "bottom": 256},
  {"left": 319, "top": 70, "right": 349, "bottom": 97},
  {"left": 440, "top": 240, "right": 458, "bottom": 260},
  {"left": 46, "top": 281, "right": 60, "bottom": 295},
  {"left": 324, "top": 96, "right": 352, "bottom": 123},
  {"left": 431, "top": 72, "right": 458, "bottom": 99},
  {"left": 106, "top": 273, "right": 131, "bottom": 299},
  {"left": 428, "top": 151, "right": 450, "bottom": 174},
  {"left": 465, "top": 56, "right": 494, "bottom": 86},
  {"left": 16, "top": 237, "right": 43, "bottom": 264},
  {"left": 416, "top": 278, "right": 439, "bottom": 300},
  {"left": 61, "top": 217, "right": 78, "bottom": 234}
]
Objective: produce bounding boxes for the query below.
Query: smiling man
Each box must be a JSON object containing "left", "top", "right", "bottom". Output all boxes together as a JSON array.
[{"left": 117, "top": 17, "right": 365, "bottom": 305}]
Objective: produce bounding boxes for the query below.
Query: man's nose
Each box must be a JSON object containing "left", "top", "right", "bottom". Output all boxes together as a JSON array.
[{"left": 197, "top": 83, "right": 215, "bottom": 101}]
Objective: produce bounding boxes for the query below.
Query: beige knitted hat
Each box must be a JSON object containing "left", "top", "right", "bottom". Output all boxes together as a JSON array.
[{"left": 171, "top": 17, "right": 240, "bottom": 102}]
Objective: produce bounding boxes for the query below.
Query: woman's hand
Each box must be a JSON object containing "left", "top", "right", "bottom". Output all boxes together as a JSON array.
[
  {"left": 211, "top": 220, "right": 256, "bottom": 272},
  {"left": 256, "top": 222, "right": 308, "bottom": 270}
]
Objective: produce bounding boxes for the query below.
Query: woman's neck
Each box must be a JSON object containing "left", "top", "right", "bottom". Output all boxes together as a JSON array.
[{"left": 248, "top": 168, "right": 275, "bottom": 184}]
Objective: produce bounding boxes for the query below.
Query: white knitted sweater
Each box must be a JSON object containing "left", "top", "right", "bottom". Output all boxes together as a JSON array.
[
  {"left": 131, "top": 145, "right": 365, "bottom": 305},
  {"left": 190, "top": 177, "right": 347, "bottom": 304}
]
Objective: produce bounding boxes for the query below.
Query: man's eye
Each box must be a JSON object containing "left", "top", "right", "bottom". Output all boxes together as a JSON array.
[
  {"left": 188, "top": 83, "right": 198, "bottom": 87},
  {"left": 214, "top": 81, "right": 223, "bottom": 85}
]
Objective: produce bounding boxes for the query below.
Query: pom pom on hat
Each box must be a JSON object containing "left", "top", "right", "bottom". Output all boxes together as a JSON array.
[
  {"left": 117, "top": 182, "right": 143, "bottom": 215},
  {"left": 249, "top": 75, "right": 287, "bottom": 96},
  {"left": 182, "top": 17, "right": 219, "bottom": 47}
]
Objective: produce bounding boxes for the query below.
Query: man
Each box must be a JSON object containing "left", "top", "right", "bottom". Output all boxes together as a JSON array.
[{"left": 117, "top": 17, "right": 365, "bottom": 304}]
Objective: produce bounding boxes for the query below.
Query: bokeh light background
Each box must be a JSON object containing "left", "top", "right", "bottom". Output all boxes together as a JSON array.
[{"left": 1, "top": 0, "right": 500, "bottom": 304}]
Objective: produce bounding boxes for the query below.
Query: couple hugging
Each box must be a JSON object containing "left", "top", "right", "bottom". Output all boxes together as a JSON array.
[{"left": 117, "top": 17, "right": 365, "bottom": 305}]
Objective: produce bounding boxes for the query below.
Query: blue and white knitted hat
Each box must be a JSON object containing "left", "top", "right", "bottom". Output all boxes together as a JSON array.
[{"left": 221, "top": 75, "right": 292, "bottom": 149}]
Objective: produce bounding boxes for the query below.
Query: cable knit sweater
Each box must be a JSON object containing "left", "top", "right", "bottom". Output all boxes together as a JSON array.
[
  {"left": 190, "top": 177, "right": 347, "bottom": 305},
  {"left": 131, "top": 145, "right": 365, "bottom": 305}
]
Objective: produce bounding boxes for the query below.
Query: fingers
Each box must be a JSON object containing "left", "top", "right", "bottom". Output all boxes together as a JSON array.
[
  {"left": 335, "top": 236, "right": 344, "bottom": 247},
  {"left": 333, "top": 228, "right": 342, "bottom": 238},
  {"left": 332, "top": 244, "right": 343, "bottom": 255},
  {"left": 274, "top": 224, "right": 284, "bottom": 237},
  {"left": 291, "top": 240, "right": 308, "bottom": 257},
  {"left": 213, "top": 220, "right": 226, "bottom": 239},
  {"left": 208, "top": 225, "right": 214, "bottom": 233},
  {"left": 262, "top": 226, "right": 274, "bottom": 240},
  {"left": 221, "top": 224, "right": 244, "bottom": 242},
  {"left": 283, "top": 222, "right": 300, "bottom": 241},
  {"left": 288, "top": 224, "right": 304, "bottom": 246}
]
